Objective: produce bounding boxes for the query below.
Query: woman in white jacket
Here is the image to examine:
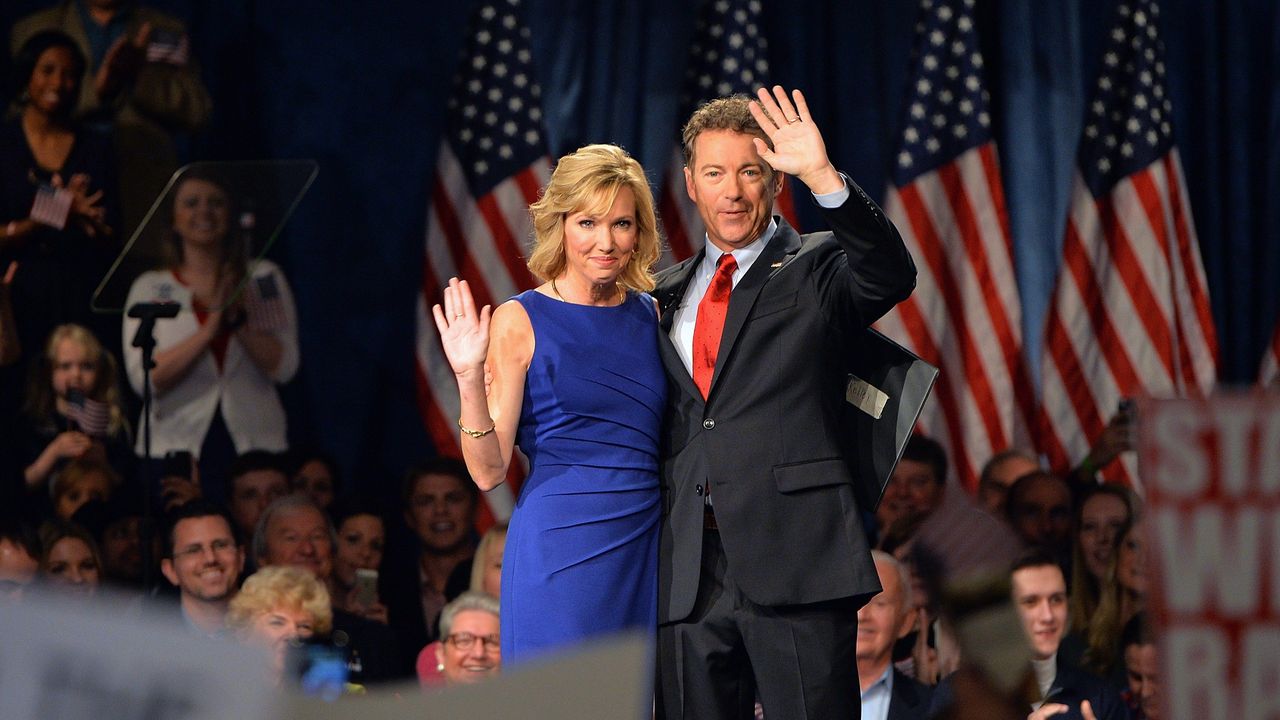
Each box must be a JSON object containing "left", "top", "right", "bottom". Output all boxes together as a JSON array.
[{"left": 122, "top": 169, "right": 298, "bottom": 503}]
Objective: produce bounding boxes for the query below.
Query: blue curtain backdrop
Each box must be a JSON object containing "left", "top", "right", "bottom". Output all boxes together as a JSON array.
[{"left": 4, "top": 0, "right": 1277, "bottom": 498}]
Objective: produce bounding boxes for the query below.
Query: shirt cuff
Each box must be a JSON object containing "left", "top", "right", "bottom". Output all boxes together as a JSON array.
[{"left": 812, "top": 177, "right": 850, "bottom": 208}]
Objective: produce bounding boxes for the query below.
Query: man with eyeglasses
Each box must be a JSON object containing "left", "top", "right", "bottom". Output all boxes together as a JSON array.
[
  {"left": 433, "top": 591, "right": 501, "bottom": 685},
  {"left": 160, "top": 499, "right": 244, "bottom": 637}
]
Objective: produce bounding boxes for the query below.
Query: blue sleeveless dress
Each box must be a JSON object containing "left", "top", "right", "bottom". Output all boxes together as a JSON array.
[{"left": 501, "top": 289, "right": 665, "bottom": 664}]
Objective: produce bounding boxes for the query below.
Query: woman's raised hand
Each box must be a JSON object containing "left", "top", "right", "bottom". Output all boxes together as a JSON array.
[{"left": 432, "top": 277, "right": 492, "bottom": 378}]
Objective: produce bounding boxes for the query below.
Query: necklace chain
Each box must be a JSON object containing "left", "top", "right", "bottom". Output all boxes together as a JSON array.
[{"left": 551, "top": 277, "right": 624, "bottom": 306}]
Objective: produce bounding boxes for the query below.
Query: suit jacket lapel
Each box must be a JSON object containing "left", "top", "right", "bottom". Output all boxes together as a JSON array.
[
  {"left": 707, "top": 216, "right": 802, "bottom": 400},
  {"left": 654, "top": 253, "right": 704, "bottom": 403}
]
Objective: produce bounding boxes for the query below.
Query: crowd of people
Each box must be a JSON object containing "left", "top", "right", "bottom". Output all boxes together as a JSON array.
[{"left": 0, "top": 2, "right": 1167, "bottom": 717}]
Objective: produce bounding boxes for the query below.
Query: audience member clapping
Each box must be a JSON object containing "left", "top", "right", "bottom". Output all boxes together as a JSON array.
[
  {"left": 10, "top": 0, "right": 213, "bottom": 249},
  {"left": 38, "top": 518, "right": 101, "bottom": 597},
  {"left": 0, "top": 31, "right": 118, "bottom": 401},
  {"left": 122, "top": 170, "right": 298, "bottom": 499},
  {"left": 226, "top": 564, "right": 331, "bottom": 688},
  {"left": 418, "top": 591, "right": 501, "bottom": 687},
  {"left": 330, "top": 497, "right": 388, "bottom": 623}
]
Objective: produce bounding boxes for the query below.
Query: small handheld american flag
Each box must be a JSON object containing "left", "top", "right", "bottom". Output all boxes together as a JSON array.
[
  {"left": 30, "top": 184, "right": 72, "bottom": 230},
  {"left": 245, "top": 274, "right": 287, "bottom": 332},
  {"left": 64, "top": 388, "right": 109, "bottom": 438}
]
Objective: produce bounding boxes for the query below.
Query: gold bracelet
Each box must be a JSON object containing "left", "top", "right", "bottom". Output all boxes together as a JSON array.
[{"left": 457, "top": 418, "right": 496, "bottom": 438}]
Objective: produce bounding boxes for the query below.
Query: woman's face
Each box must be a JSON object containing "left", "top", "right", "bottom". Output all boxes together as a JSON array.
[
  {"left": 51, "top": 337, "right": 98, "bottom": 399},
  {"left": 436, "top": 609, "right": 501, "bottom": 684},
  {"left": 1116, "top": 521, "right": 1147, "bottom": 596},
  {"left": 44, "top": 537, "right": 100, "bottom": 595},
  {"left": 172, "top": 178, "right": 230, "bottom": 250},
  {"left": 334, "top": 514, "right": 385, "bottom": 589},
  {"left": 246, "top": 605, "right": 316, "bottom": 682},
  {"left": 1078, "top": 492, "right": 1129, "bottom": 581},
  {"left": 480, "top": 533, "right": 505, "bottom": 597},
  {"left": 54, "top": 471, "right": 111, "bottom": 521},
  {"left": 27, "top": 46, "right": 79, "bottom": 117},
  {"left": 560, "top": 186, "right": 638, "bottom": 289}
]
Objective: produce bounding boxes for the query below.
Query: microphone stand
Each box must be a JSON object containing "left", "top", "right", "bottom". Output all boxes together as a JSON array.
[{"left": 129, "top": 301, "right": 180, "bottom": 592}]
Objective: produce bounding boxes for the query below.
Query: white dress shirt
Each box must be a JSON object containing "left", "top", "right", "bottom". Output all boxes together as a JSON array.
[{"left": 669, "top": 181, "right": 852, "bottom": 374}]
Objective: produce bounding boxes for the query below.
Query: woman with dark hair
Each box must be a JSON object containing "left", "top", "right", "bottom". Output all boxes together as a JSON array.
[
  {"left": 121, "top": 169, "right": 298, "bottom": 501},
  {"left": 0, "top": 30, "right": 118, "bottom": 420},
  {"left": 329, "top": 496, "right": 388, "bottom": 623}
]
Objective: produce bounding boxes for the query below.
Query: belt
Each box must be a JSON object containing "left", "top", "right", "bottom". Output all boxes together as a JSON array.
[{"left": 703, "top": 505, "right": 719, "bottom": 531}]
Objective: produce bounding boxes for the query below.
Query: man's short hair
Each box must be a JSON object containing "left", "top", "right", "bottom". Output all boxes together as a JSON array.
[
  {"left": 162, "top": 499, "right": 239, "bottom": 558},
  {"left": 870, "top": 549, "right": 913, "bottom": 612},
  {"left": 251, "top": 493, "right": 335, "bottom": 564},
  {"left": 902, "top": 434, "right": 947, "bottom": 486},
  {"left": 1120, "top": 612, "right": 1154, "bottom": 649},
  {"left": 230, "top": 450, "right": 289, "bottom": 482},
  {"left": 1005, "top": 471, "right": 1069, "bottom": 519},
  {"left": 400, "top": 457, "right": 478, "bottom": 508},
  {"left": 681, "top": 95, "right": 775, "bottom": 169},
  {"left": 1010, "top": 547, "right": 1065, "bottom": 580}
]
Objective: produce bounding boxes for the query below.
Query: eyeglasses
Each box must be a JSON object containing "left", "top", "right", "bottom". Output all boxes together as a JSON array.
[
  {"left": 446, "top": 632, "right": 500, "bottom": 652},
  {"left": 174, "top": 538, "right": 237, "bottom": 560}
]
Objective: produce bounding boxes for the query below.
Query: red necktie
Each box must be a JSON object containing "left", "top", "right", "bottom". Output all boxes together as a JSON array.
[{"left": 692, "top": 253, "right": 737, "bottom": 399}]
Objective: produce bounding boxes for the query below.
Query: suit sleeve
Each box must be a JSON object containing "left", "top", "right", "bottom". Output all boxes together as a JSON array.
[{"left": 810, "top": 174, "right": 916, "bottom": 330}]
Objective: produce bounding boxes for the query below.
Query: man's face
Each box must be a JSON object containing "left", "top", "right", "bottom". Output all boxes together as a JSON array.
[
  {"left": 229, "top": 470, "right": 289, "bottom": 538},
  {"left": 261, "top": 506, "right": 332, "bottom": 581},
  {"left": 406, "top": 474, "right": 475, "bottom": 553},
  {"left": 684, "top": 129, "right": 782, "bottom": 252},
  {"left": 1124, "top": 642, "right": 1160, "bottom": 720},
  {"left": 978, "top": 455, "right": 1039, "bottom": 515},
  {"left": 0, "top": 539, "right": 38, "bottom": 604},
  {"left": 856, "top": 557, "right": 914, "bottom": 669},
  {"left": 885, "top": 459, "right": 943, "bottom": 518},
  {"left": 1009, "top": 476, "right": 1072, "bottom": 550},
  {"left": 1011, "top": 564, "right": 1068, "bottom": 661},
  {"left": 161, "top": 515, "right": 243, "bottom": 602}
]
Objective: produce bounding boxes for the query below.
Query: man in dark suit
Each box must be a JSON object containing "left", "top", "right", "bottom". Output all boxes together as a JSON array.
[
  {"left": 653, "top": 86, "right": 917, "bottom": 719},
  {"left": 858, "top": 551, "right": 932, "bottom": 720}
]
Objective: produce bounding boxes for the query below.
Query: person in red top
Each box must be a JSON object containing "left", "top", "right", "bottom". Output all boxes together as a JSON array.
[{"left": 122, "top": 169, "right": 298, "bottom": 503}]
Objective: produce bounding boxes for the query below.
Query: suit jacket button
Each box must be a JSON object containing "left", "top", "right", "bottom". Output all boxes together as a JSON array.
[
  {"left": 702, "top": 418, "right": 715, "bottom": 430},
  {"left": 696, "top": 484, "right": 704, "bottom": 496}
]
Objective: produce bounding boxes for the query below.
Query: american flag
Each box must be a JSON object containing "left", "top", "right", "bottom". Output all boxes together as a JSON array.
[
  {"left": 1258, "top": 319, "right": 1280, "bottom": 386},
  {"left": 30, "top": 184, "right": 72, "bottom": 230},
  {"left": 871, "top": 0, "right": 1036, "bottom": 492},
  {"left": 64, "top": 388, "right": 109, "bottom": 438},
  {"left": 245, "top": 273, "right": 287, "bottom": 332},
  {"left": 1039, "top": 0, "right": 1217, "bottom": 490},
  {"left": 659, "top": 0, "right": 798, "bottom": 265},
  {"left": 414, "top": 0, "right": 550, "bottom": 527}
]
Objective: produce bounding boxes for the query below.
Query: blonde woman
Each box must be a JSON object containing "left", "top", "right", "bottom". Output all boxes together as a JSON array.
[
  {"left": 435, "top": 144, "right": 664, "bottom": 664},
  {"left": 227, "top": 565, "right": 332, "bottom": 686}
]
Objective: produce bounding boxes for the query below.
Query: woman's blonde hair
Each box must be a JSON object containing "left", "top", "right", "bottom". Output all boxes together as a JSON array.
[
  {"left": 526, "top": 144, "right": 661, "bottom": 292},
  {"left": 23, "top": 324, "right": 128, "bottom": 436},
  {"left": 227, "top": 565, "right": 333, "bottom": 636},
  {"left": 469, "top": 522, "right": 508, "bottom": 593}
]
